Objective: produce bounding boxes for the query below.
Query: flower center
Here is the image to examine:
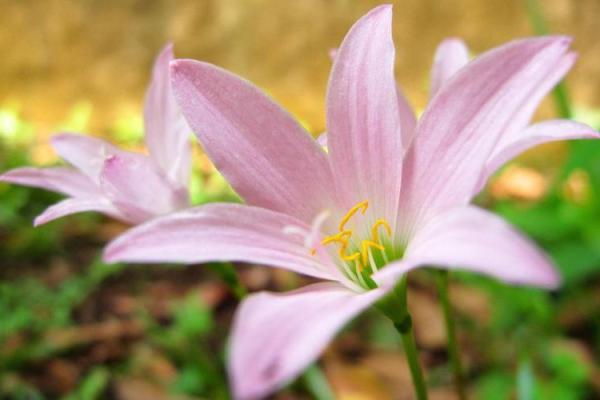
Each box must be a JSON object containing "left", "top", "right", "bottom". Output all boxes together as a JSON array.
[{"left": 311, "top": 200, "right": 394, "bottom": 289}]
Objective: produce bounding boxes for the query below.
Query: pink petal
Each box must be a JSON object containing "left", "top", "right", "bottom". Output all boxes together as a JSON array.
[
  {"left": 34, "top": 197, "right": 124, "bottom": 226},
  {"left": 316, "top": 132, "right": 328, "bottom": 148},
  {"left": 99, "top": 153, "right": 188, "bottom": 224},
  {"left": 399, "top": 36, "right": 572, "bottom": 236},
  {"left": 318, "top": 100, "right": 416, "bottom": 153},
  {"left": 476, "top": 120, "right": 600, "bottom": 192},
  {"left": 332, "top": 39, "right": 416, "bottom": 144},
  {"left": 170, "top": 60, "right": 335, "bottom": 223},
  {"left": 327, "top": 5, "right": 408, "bottom": 225},
  {"left": 430, "top": 38, "right": 470, "bottom": 97},
  {"left": 496, "top": 51, "right": 577, "bottom": 146},
  {"left": 103, "top": 203, "right": 341, "bottom": 281},
  {"left": 396, "top": 87, "right": 417, "bottom": 146},
  {"left": 0, "top": 167, "right": 99, "bottom": 197},
  {"left": 229, "top": 282, "right": 388, "bottom": 400},
  {"left": 50, "top": 133, "right": 122, "bottom": 183},
  {"left": 374, "top": 206, "right": 560, "bottom": 289},
  {"left": 144, "top": 44, "right": 192, "bottom": 187}
]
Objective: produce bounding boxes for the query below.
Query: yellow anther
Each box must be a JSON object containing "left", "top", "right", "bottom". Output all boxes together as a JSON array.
[
  {"left": 371, "top": 219, "right": 392, "bottom": 244},
  {"left": 360, "top": 240, "right": 384, "bottom": 265},
  {"left": 339, "top": 200, "right": 369, "bottom": 231},
  {"left": 321, "top": 230, "right": 352, "bottom": 245},
  {"left": 339, "top": 241, "right": 360, "bottom": 261},
  {"left": 315, "top": 200, "right": 393, "bottom": 279},
  {"left": 310, "top": 248, "right": 317, "bottom": 256}
]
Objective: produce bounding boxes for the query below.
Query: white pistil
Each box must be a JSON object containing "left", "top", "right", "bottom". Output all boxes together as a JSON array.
[
  {"left": 368, "top": 248, "right": 378, "bottom": 272},
  {"left": 341, "top": 261, "right": 358, "bottom": 282}
]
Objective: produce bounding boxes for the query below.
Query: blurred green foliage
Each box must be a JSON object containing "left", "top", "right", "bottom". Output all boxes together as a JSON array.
[
  {"left": 1, "top": 19, "right": 600, "bottom": 394},
  {"left": 465, "top": 117, "right": 600, "bottom": 399},
  {"left": 0, "top": 108, "right": 233, "bottom": 399},
  {"left": 496, "top": 140, "right": 600, "bottom": 286},
  {"left": 3, "top": 100, "right": 600, "bottom": 398},
  {"left": 154, "top": 293, "right": 228, "bottom": 398}
]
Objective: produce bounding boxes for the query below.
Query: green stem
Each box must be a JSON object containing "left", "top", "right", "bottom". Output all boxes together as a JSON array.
[
  {"left": 524, "top": 0, "right": 549, "bottom": 35},
  {"left": 516, "top": 356, "right": 535, "bottom": 400},
  {"left": 378, "top": 275, "right": 428, "bottom": 400},
  {"left": 207, "top": 262, "right": 247, "bottom": 300},
  {"left": 396, "top": 316, "right": 428, "bottom": 400},
  {"left": 302, "top": 364, "right": 335, "bottom": 400},
  {"left": 435, "top": 270, "right": 466, "bottom": 400}
]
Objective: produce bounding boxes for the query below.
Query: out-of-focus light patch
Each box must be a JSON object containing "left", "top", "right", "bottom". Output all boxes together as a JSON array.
[
  {"left": 205, "top": 170, "right": 237, "bottom": 200},
  {"left": 30, "top": 143, "right": 58, "bottom": 165},
  {"left": 573, "top": 106, "right": 600, "bottom": 129},
  {"left": 189, "top": 168, "right": 205, "bottom": 204},
  {"left": 264, "top": 88, "right": 316, "bottom": 136},
  {"left": 112, "top": 106, "right": 143, "bottom": 146},
  {"left": 0, "top": 110, "right": 19, "bottom": 138},
  {"left": 0, "top": 105, "right": 35, "bottom": 145},
  {"left": 562, "top": 169, "right": 591, "bottom": 205},
  {"left": 57, "top": 101, "right": 92, "bottom": 132},
  {"left": 194, "top": 149, "right": 216, "bottom": 175},
  {"left": 490, "top": 165, "right": 547, "bottom": 201},
  {"left": 189, "top": 148, "right": 237, "bottom": 204}
]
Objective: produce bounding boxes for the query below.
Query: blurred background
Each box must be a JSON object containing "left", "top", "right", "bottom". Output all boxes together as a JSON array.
[{"left": 1, "top": 0, "right": 600, "bottom": 399}]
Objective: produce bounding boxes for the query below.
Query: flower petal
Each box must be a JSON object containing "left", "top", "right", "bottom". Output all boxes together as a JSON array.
[
  {"left": 34, "top": 197, "right": 124, "bottom": 226},
  {"left": 170, "top": 60, "right": 335, "bottom": 223},
  {"left": 399, "top": 36, "right": 572, "bottom": 235},
  {"left": 496, "top": 50, "right": 577, "bottom": 144},
  {"left": 144, "top": 44, "right": 192, "bottom": 187},
  {"left": 229, "top": 282, "right": 388, "bottom": 400},
  {"left": 374, "top": 206, "right": 560, "bottom": 289},
  {"left": 0, "top": 167, "right": 99, "bottom": 197},
  {"left": 50, "top": 133, "right": 122, "bottom": 183},
  {"left": 327, "top": 5, "right": 406, "bottom": 224},
  {"left": 396, "top": 87, "right": 417, "bottom": 146},
  {"left": 476, "top": 119, "right": 599, "bottom": 192},
  {"left": 430, "top": 38, "right": 470, "bottom": 97},
  {"left": 104, "top": 203, "right": 342, "bottom": 281},
  {"left": 99, "top": 153, "right": 188, "bottom": 224},
  {"left": 316, "top": 132, "right": 328, "bottom": 148},
  {"left": 317, "top": 101, "right": 415, "bottom": 152}
]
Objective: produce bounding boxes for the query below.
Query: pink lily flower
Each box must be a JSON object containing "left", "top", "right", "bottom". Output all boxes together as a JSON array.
[
  {"left": 0, "top": 44, "right": 190, "bottom": 226},
  {"left": 103, "top": 5, "right": 598, "bottom": 399}
]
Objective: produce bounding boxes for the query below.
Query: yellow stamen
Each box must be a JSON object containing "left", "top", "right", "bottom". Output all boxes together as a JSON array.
[
  {"left": 339, "top": 240, "right": 360, "bottom": 262},
  {"left": 360, "top": 240, "right": 384, "bottom": 265},
  {"left": 321, "top": 230, "right": 352, "bottom": 245},
  {"left": 339, "top": 200, "right": 368, "bottom": 231},
  {"left": 371, "top": 219, "right": 392, "bottom": 244},
  {"left": 308, "top": 200, "right": 393, "bottom": 285}
]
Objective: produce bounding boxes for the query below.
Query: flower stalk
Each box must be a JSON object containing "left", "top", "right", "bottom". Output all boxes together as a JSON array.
[
  {"left": 206, "top": 262, "right": 247, "bottom": 300},
  {"left": 434, "top": 270, "right": 466, "bottom": 400},
  {"left": 378, "top": 275, "right": 428, "bottom": 400},
  {"left": 302, "top": 364, "right": 335, "bottom": 400}
]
